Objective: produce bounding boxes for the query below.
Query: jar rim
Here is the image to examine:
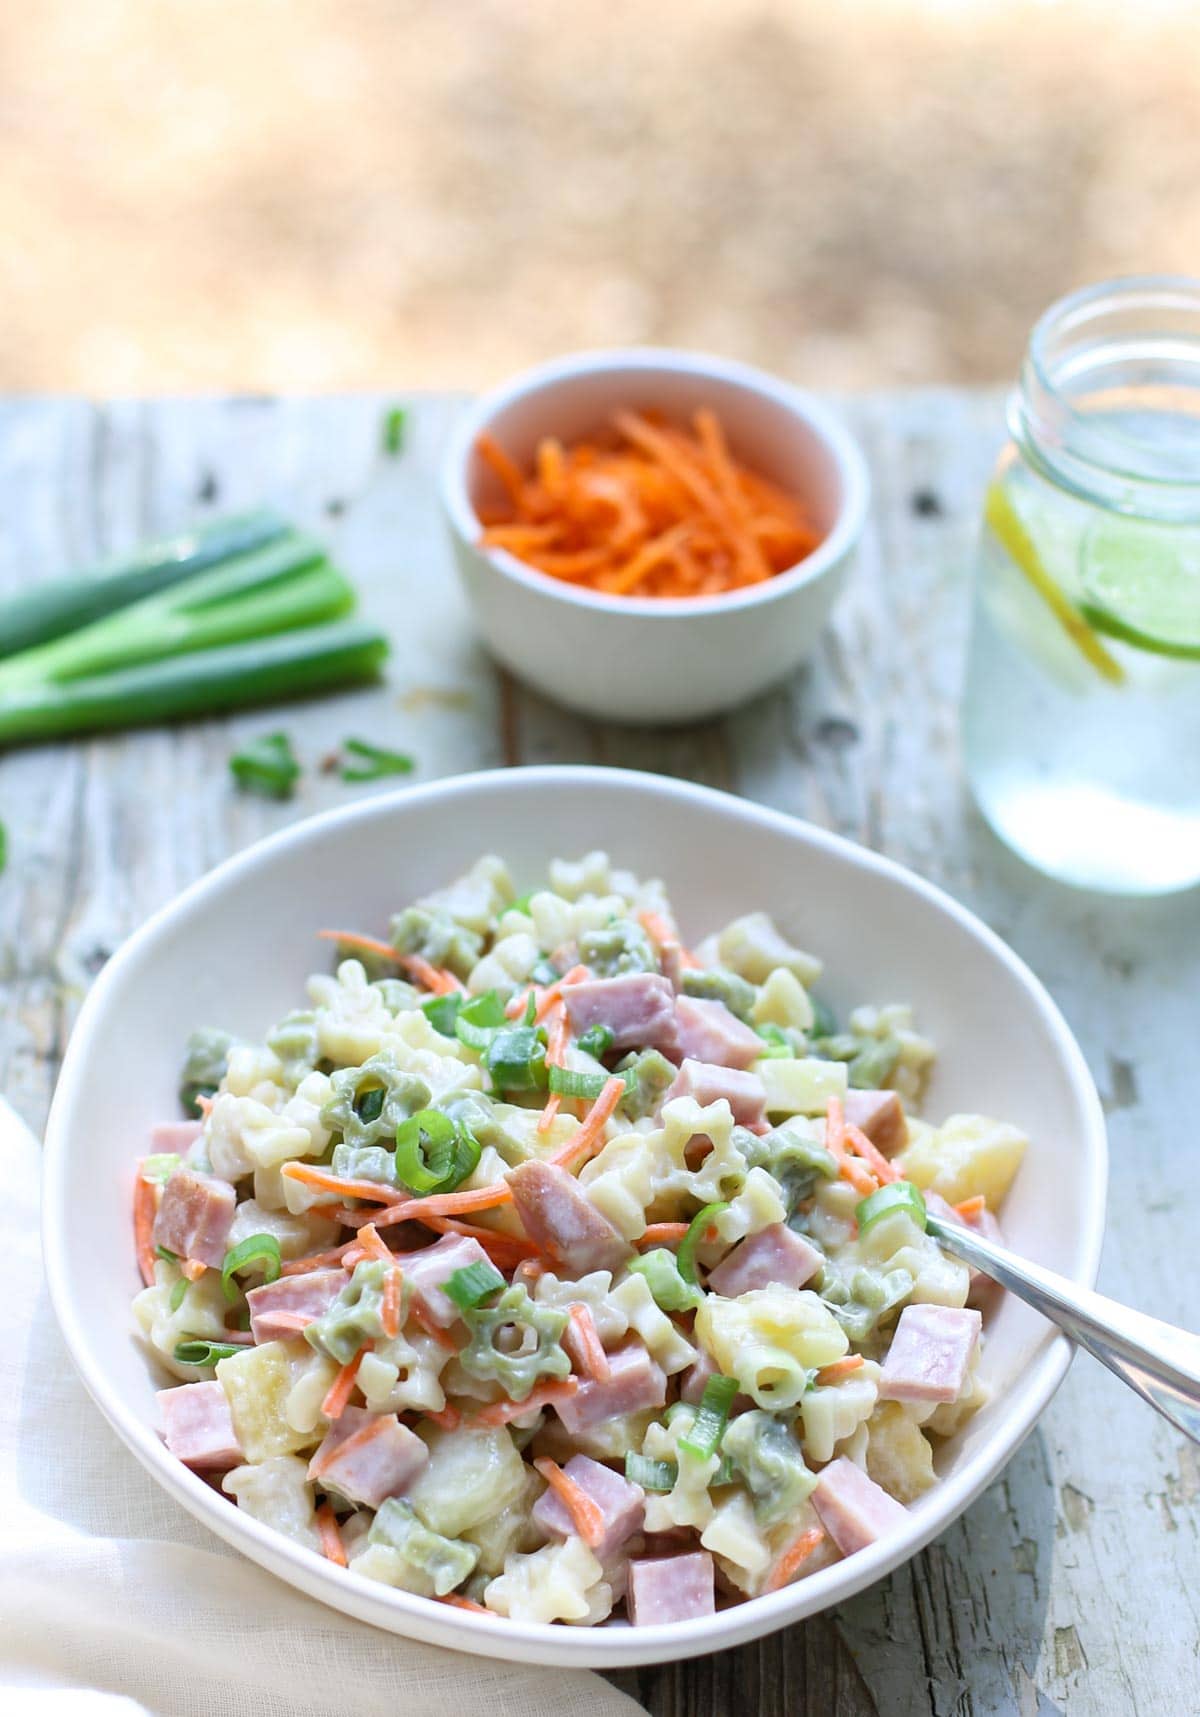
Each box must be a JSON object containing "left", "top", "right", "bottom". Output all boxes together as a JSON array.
[{"left": 1014, "top": 274, "right": 1200, "bottom": 521}]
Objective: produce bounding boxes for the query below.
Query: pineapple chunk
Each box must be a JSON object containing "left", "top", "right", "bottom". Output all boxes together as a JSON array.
[
  {"left": 217, "top": 1339, "right": 323, "bottom": 1461},
  {"left": 898, "top": 1113, "right": 1028, "bottom": 1208}
]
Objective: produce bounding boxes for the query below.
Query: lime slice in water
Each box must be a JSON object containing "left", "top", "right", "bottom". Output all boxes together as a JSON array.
[{"left": 1080, "top": 519, "right": 1200, "bottom": 660}]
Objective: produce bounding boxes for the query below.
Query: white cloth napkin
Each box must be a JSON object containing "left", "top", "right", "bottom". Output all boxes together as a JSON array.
[{"left": 0, "top": 1099, "right": 643, "bottom": 1717}]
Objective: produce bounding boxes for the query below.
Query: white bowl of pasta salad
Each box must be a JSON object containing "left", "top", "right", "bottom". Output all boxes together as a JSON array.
[{"left": 42, "top": 767, "right": 1107, "bottom": 1667}]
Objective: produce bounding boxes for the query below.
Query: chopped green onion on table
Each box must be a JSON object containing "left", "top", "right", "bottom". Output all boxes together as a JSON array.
[{"left": 229, "top": 732, "right": 302, "bottom": 800}]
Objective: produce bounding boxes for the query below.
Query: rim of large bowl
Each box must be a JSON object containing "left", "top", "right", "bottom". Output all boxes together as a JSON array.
[{"left": 439, "top": 347, "right": 871, "bottom": 618}]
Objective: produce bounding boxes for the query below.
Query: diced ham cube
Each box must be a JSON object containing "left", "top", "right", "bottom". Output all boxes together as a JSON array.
[
  {"left": 554, "top": 1340, "right": 667, "bottom": 1433},
  {"left": 879, "top": 1304, "right": 982, "bottom": 1404},
  {"left": 507, "top": 1160, "right": 632, "bottom": 1275},
  {"left": 245, "top": 1269, "right": 347, "bottom": 1344},
  {"left": 307, "top": 1405, "right": 428, "bottom": 1508},
  {"left": 561, "top": 973, "right": 679, "bottom": 1056},
  {"left": 399, "top": 1232, "right": 493, "bottom": 1329},
  {"left": 843, "top": 1090, "right": 907, "bottom": 1159},
  {"left": 679, "top": 1349, "right": 717, "bottom": 1405},
  {"left": 158, "top": 1381, "right": 243, "bottom": 1471},
  {"left": 664, "top": 1059, "right": 765, "bottom": 1127},
  {"left": 532, "top": 1455, "right": 645, "bottom": 1560},
  {"left": 151, "top": 1120, "right": 205, "bottom": 1154},
  {"left": 706, "top": 1222, "right": 823, "bottom": 1296},
  {"left": 673, "top": 997, "right": 764, "bottom": 1071},
  {"left": 810, "top": 1456, "right": 908, "bottom": 1555},
  {"left": 627, "top": 1550, "right": 715, "bottom": 1625},
  {"left": 152, "top": 1165, "right": 236, "bottom": 1267}
]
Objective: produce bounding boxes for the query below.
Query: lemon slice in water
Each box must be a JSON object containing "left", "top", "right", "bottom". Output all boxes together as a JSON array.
[{"left": 1080, "top": 519, "right": 1200, "bottom": 659}]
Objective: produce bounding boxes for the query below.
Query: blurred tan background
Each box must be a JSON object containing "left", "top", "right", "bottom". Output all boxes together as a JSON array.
[{"left": 3, "top": 0, "right": 1197, "bottom": 395}]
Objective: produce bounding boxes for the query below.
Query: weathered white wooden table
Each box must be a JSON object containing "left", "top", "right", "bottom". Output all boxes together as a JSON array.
[{"left": 1, "top": 392, "right": 1196, "bottom": 1717}]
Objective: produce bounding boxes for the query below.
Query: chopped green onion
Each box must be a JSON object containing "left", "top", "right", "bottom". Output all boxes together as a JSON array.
[
  {"left": 485, "top": 1026, "right": 548, "bottom": 1093},
  {"left": 454, "top": 990, "right": 508, "bottom": 1050},
  {"left": 754, "top": 1023, "right": 793, "bottom": 1059},
  {"left": 173, "top": 1339, "right": 244, "bottom": 1367},
  {"left": 229, "top": 731, "right": 300, "bottom": 800},
  {"left": 809, "top": 997, "right": 838, "bottom": 1038},
  {"left": 676, "top": 1201, "right": 730, "bottom": 1284},
  {"left": 140, "top": 1153, "right": 181, "bottom": 1186},
  {"left": 443, "top": 1259, "right": 506, "bottom": 1311},
  {"left": 382, "top": 406, "right": 407, "bottom": 456},
  {"left": 502, "top": 891, "right": 537, "bottom": 918},
  {"left": 221, "top": 1233, "right": 283, "bottom": 1303},
  {"left": 856, "top": 1180, "right": 927, "bottom": 1236},
  {"left": 522, "top": 991, "right": 537, "bottom": 1026},
  {"left": 625, "top": 1452, "right": 678, "bottom": 1492},
  {"left": 168, "top": 1277, "right": 189, "bottom": 1312},
  {"left": 394, "top": 1109, "right": 480, "bottom": 1195},
  {"left": 626, "top": 1247, "right": 704, "bottom": 1312},
  {"left": 0, "top": 621, "right": 389, "bottom": 749},
  {"left": 712, "top": 1453, "right": 736, "bottom": 1487},
  {"left": 680, "top": 1374, "right": 738, "bottom": 1460},
  {"left": 547, "top": 1064, "right": 633, "bottom": 1102},
  {"left": 421, "top": 992, "right": 463, "bottom": 1037},
  {"left": 339, "top": 736, "right": 414, "bottom": 783},
  {"left": 0, "top": 509, "right": 291, "bottom": 662},
  {"left": 576, "top": 1023, "right": 614, "bottom": 1060},
  {"left": 155, "top": 1245, "right": 179, "bottom": 1265}
]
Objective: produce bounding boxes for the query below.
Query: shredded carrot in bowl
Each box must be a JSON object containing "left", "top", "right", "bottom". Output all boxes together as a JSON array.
[{"left": 476, "top": 409, "right": 821, "bottom": 600}]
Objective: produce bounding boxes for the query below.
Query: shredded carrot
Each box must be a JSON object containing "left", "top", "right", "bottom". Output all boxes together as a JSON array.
[
  {"left": 637, "top": 909, "right": 700, "bottom": 970},
  {"left": 844, "top": 1122, "right": 900, "bottom": 1185},
  {"left": 567, "top": 1302, "right": 611, "bottom": 1382},
  {"left": 316, "top": 928, "right": 399, "bottom": 965},
  {"left": 401, "top": 954, "right": 463, "bottom": 995},
  {"left": 354, "top": 1223, "right": 392, "bottom": 1264},
  {"left": 387, "top": 1182, "right": 514, "bottom": 1218},
  {"left": 473, "top": 1379, "right": 580, "bottom": 1427},
  {"left": 425, "top": 1215, "right": 539, "bottom": 1266},
  {"left": 537, "top": 998, "right": 569, "bottom": 1135},
  {"left": 424, "top": 1404, "right": 462, "bottom": 1431},
  {"left": 534, "top": 1457, "right": 606, "bottom": 1549},
  {"left": 133, "top": 1173, "right": 158, "bottom": 1286},
  {"left": 955, "top": 1195, "right": 987, "bottom": 1221},
  {"left": 825, "top": 1097, "right": 877, "bottom": 1197},
  {"left": 280, "top": 1161, "right": 399, "bottom": 1205},
  {"left": 547, "top": 1076, "right": 625, "bottom": 1172},
  {"left": 476, "top": 431, "right": 528, "bottom": 507},
  {"left": 440, "top": 1593, "right": 495, "bottom": 1615},
  {"left": 181, "top": 1258, "right": 208, "bottom": 1282},
  {"left": 320, "top": 1347, "right": 368, "bottom": 1420},
  {"left": 765, "top": 1525, "right": 827, "bottom": 1591},
  {"left": 815, "top": 1354, "right": 865, "bottom": 1387},
  {"left": 476, "top": 407, "right": 821, "bottom": 601},
  {"left": 315, "top": 1502, "right": 348, "bottom": 1567},
  {"left": 310, "top": 1410, "right": 391, "bottom": 1480},
  {"left": 381, "top": 1265, "right": 402, "bottom": 1340},
  {"left": 194, "top": 1093, "right": 214, "bottom": 1118},
  {"left": 281, "top": 1240, "right": 360, "bottom": 1276},
  {"left": 637, "top": 1222, "right": 690, "bottom": 1247}
]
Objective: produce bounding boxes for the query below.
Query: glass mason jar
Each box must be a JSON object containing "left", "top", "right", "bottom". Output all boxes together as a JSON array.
[{"left": 962, "top": 276, "right": 1200, "bottom": 894}]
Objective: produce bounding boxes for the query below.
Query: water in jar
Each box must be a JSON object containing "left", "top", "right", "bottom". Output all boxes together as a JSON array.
[{"left": 963, "top": 450, "right": 1200, "bottom": 895}]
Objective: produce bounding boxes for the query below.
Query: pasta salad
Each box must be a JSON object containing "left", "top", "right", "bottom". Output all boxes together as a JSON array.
[{"left": 134, "top": 852, "right": 1028, "bottom": 1627}]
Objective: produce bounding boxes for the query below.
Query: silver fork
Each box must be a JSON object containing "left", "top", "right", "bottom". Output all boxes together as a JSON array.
[{"left": 926, "top": 1213, "right": 1200, "bottom": 1445}]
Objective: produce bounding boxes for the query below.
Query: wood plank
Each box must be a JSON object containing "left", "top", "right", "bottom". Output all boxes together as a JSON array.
[{"left": 0, "top": 390, "right": 1196, "bottom": 1716}]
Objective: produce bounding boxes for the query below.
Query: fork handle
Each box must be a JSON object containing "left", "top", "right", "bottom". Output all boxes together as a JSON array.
[{"left": 927, "top": 1215, "right": 1200, "bottom": 1445}]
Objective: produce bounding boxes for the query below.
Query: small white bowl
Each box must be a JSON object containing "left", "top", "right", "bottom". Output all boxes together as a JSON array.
[
  {"left": 43, "top": 767, "right": 1106, "bottom": 1669},
  {"left": 440, "top": 349, "right": 870, "bottom": 722}
]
